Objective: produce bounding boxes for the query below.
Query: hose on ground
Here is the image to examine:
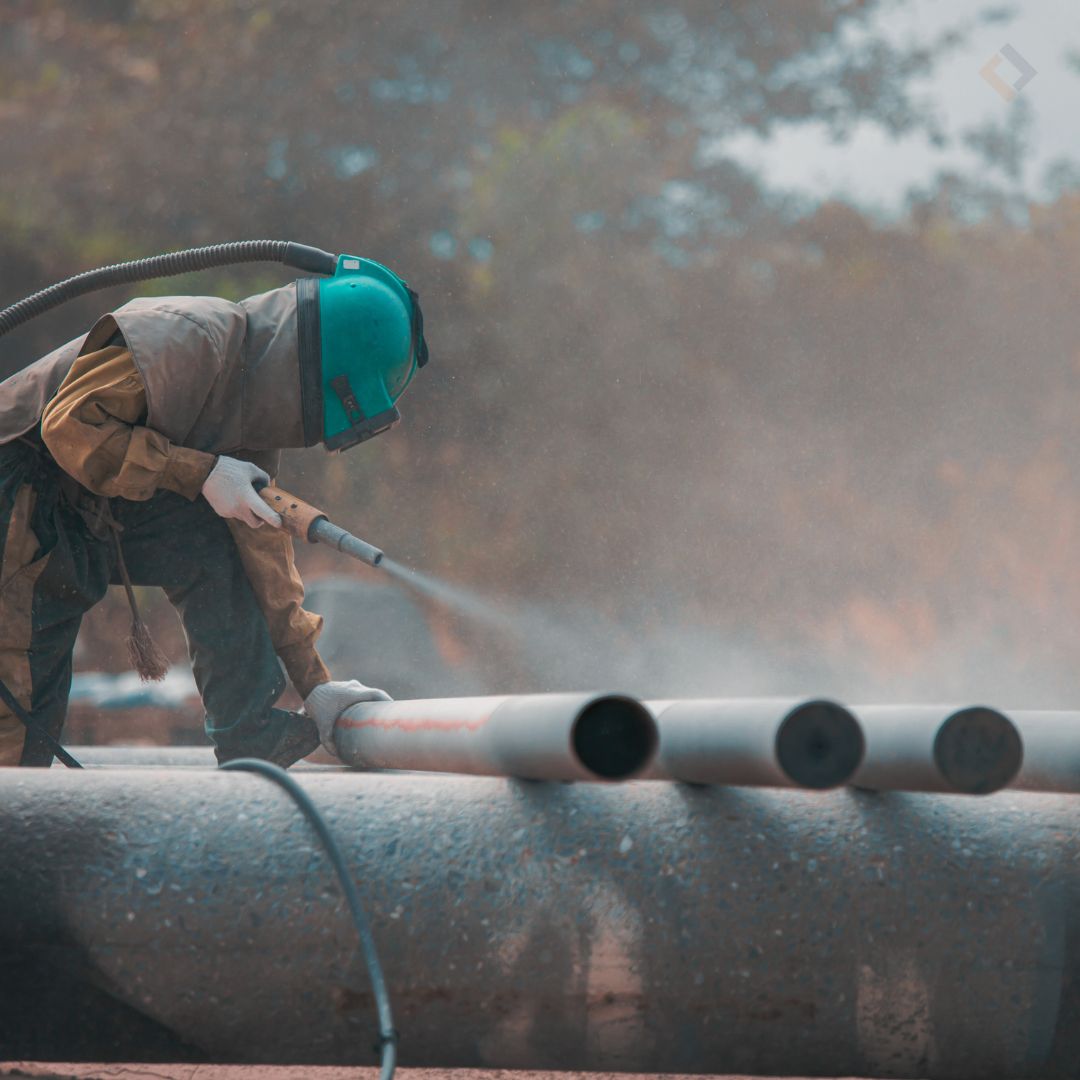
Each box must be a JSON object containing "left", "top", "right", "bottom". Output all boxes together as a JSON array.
[
  {"left": 0, "top": 672, "right": 83, "bottom": 768},
  {"left": 220, "top": 757, "right": 397, "bottom": 1080}
]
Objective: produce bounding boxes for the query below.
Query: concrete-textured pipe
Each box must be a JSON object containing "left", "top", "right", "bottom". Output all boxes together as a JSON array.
[
  {"left": 643, "top": 698, "right": 865, "bottom": 789},
  {"left": 850, "top": 704, "right": 1023, "bottom": 794},
  {"left": 1009, "top": 711, "right": 1080, "bottom": 793},
  {"left": 58, "top": 746, "right": 345, "bottom": 769},
  {"left": 334, "top": 693, "right": 657, "bottom": 781},
  {"left": 1, "top": 769, "right": 1078, "bottom": 1078}
]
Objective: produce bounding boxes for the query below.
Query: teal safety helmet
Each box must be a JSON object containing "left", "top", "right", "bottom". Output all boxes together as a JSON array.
[{"left": 297, "top": 254, "right": 429, "bottom": 452}]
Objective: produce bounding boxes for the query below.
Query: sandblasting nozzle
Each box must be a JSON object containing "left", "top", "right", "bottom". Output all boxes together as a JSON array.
[
  {"left": 257, "top": 484, "right": 385, "bottom": 567},
  {"left": 309, "top": 517, "right": 384, "bottom": 567}
]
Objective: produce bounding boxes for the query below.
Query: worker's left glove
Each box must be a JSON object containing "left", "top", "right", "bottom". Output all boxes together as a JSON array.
[
  {"left": 303, "top": 679, "right": 393, "bottom": 757},
  {"left": 201, "top": 456, "right": 282, "bottom": 530}
]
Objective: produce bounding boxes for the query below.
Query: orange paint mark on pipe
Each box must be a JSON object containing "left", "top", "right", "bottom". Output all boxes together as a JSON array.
[{"left": 337, "top": 714, "right": 493, "bottom": 734}]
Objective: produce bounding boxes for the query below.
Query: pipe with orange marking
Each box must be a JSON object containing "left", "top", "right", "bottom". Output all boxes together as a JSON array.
[{"left": 335, "top": 692, "right": 657, "bottom": 781}]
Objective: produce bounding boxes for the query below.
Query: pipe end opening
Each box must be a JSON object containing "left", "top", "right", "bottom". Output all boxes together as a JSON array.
[
  {"left": 572, "top": 697, "right": 658, "bottom": 780},
  {"left": 777, "top": 700, "right": 865, "bottom": 789},
  {"left": 934, "top": 707, "right": 1022, "bottom": 794}
]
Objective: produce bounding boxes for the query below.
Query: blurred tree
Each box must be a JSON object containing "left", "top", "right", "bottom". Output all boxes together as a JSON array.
[{"left": 5, "top": 1, "right": 1080, "bottom": 708}]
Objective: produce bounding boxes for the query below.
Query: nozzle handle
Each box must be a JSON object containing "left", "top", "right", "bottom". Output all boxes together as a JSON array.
[
  {"left": 257, "top": 485, "right": 326, "bottom": 541},
  {"left": 255, "top": 483, "right": 385, "bottom": 567}
]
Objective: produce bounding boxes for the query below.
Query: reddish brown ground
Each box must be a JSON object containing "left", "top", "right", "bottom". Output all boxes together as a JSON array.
[{"left": 0, "top": 1069, "right": 859, "bottom": 1080}]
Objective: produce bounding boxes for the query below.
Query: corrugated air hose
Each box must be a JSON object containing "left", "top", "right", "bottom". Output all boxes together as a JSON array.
[{"left": 0, "top": 240, "right": 338, "bottom": 338}]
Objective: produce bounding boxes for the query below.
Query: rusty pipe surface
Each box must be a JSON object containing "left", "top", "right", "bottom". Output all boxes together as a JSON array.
[
  {"left": 642, "top": 698, "right": 864, "bottom": 789},
  {"left": 2, "top": 769, "right": 1079, "bottom": 1078},
  {"left": 334, "top": 692, "right": 658, "bottom": 781},
  {"left": 850, "top": 705, "right": 1023, "bottom": 794},
  {"left": 1008, "top": 711, "right": 1080, "bottom": 793}
]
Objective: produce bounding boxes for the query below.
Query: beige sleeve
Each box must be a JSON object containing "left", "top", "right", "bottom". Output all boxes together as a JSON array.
[
  {"left": 40, "top": 346, "right": 216, "bottom": 501},
  {"left": 225, "top": 519, "right": 332, "bottom": 698}
]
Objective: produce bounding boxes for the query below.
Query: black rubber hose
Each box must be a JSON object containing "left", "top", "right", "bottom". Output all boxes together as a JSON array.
[
  {"left": 0, "top": 240, "right": 338, "bottom": 339},
  {"left": 219, "top": 758, "right": 397, "bottom": 1080},
  {"left": 0, "top": 672, "right": 83, "bottom": 768}
]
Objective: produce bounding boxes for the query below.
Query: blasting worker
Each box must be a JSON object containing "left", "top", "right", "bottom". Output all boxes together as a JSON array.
[{"left": 0, "top": 256, "right": 428, "bottom": 768}]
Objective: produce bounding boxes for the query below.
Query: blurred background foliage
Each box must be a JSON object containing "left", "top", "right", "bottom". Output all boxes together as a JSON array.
[{"left": 3, "top": 0, "right": 1080, "bottom": 709}]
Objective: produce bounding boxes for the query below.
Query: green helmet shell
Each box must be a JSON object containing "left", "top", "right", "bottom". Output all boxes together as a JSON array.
[{"left": 318, "top": 254, "right": 428, "bottom": 451}]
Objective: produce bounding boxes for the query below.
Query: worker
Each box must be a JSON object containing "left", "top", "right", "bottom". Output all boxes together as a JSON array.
[{"left": 0, "top": 257, "right": 428, "bottom": 768}]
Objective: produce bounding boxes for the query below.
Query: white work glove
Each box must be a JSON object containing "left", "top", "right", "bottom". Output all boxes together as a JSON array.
[
  {"left": 304, "top": 679, "right": 393, "bottom": 757},
  {"left": 201, "top": 456, "right": 282, "bottom": 529}
]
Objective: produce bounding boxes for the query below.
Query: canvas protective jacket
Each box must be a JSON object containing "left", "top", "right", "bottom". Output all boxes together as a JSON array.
[
  {"left": 0, "top": 284, "right": 332, "bottom": 697},
  {"left": 0, "top": 283, "right": 323, "bottom": 456}
]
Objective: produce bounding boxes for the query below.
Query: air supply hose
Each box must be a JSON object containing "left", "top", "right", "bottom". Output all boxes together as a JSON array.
[
  {"left": 220, "top": 758, "right": 398, "bottom": 1080},
  {"left": 0, "top": 240, "right": 338, "bottom": 338}
]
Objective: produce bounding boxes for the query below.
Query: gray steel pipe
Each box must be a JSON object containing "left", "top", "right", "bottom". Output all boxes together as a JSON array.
[
  {"left": 850, "top": 704, "right": 1023, "bottom": 794},
  {"left": 334, "top": 692, "right": 657, "bottom": 781},
  {"left": 1009, "top": 711, "right": 1080, "bottom": 793},
  {"left": 643, "top": 698, "right": 865, "bottom": 789},
  {"left": 2, "top": 769, "right": 1079, "bottom": 1078}
]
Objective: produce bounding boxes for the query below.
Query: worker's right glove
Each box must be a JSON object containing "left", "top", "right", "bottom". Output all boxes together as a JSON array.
[
  {"left": 304, "top": 679, "right": 393, "bottom": 757},
  {"left": 201, "top": 456, "right": 282, "bottom": 529}
]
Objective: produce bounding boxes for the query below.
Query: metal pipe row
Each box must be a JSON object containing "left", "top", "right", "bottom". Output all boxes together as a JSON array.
[
  {"left": 335, "top": 694, "right": 1030, "bottom": 794},
  {"left": 67, "top": 695, "right": 1080, "bottom": 796},
  {"left": 3, "top": 767, "right": 1077, "bottom": 1076}
]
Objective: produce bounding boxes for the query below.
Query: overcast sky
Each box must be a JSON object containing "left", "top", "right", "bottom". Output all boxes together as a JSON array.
[{"left": 720, "top": 0, "right": 1080, "bottom": 216}]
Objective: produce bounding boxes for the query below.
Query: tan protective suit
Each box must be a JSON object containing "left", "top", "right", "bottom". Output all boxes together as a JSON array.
[{"left": 0, "top": 285, "right": 332, "bottom": 763}]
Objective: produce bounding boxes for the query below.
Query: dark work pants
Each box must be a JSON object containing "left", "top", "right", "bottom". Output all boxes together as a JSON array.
[{"left": 0, "top": 440, "right": 291, "bottom": 766}]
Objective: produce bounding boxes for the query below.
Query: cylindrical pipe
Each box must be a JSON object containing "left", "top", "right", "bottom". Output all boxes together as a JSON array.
[
  {"left": 850, "top": 705, "right": 1023, "bottom": 794},
  {"left": 335, "top": 693, "right": 658, "bottom": 781},
  {"left": 58, "top": 746, "right": 345, "bottom": 770},
  {"left": 642, "top": 698, "right": 865, "bottom": 789},
  {"left": 1009, "top": 711, "right": 1080, "bottom": 792},
  {"left": 2, "top": 770, "right": 1078, "bottom": 1077}
]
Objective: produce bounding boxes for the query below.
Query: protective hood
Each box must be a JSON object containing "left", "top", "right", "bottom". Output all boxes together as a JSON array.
[{"left": 297, "top": 255, "right": 429, "bottom": 453}]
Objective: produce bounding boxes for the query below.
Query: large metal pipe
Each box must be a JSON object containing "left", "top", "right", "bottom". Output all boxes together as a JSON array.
[
  {"left": 1009, "top": 711, "right": 1080, "bottom": 793},
  {"left": 335, "top": 692, "right": 658, "bottom": 781},
  {"left": 58, "top": 745, "right": 343, "bottom": 769},
  {"left": 850, "top": 704, "right": 1023, "bottom": 794},
  {"left": 2, "top": 769, "right": 1079, "bottom": 1078},
  {"left": 643, "top": 698, "right": 865, "bottom": 789}
]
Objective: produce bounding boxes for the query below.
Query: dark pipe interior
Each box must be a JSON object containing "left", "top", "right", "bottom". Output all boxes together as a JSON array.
[
  {"left": 934, "top": 707, "right": 1023, "bottom": 794},
  {"left": 776, "top": 700, "right": 865, "bottom": 789},
  {"left": 572, "top": 696, "right": 658, "bottom": 780}
]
